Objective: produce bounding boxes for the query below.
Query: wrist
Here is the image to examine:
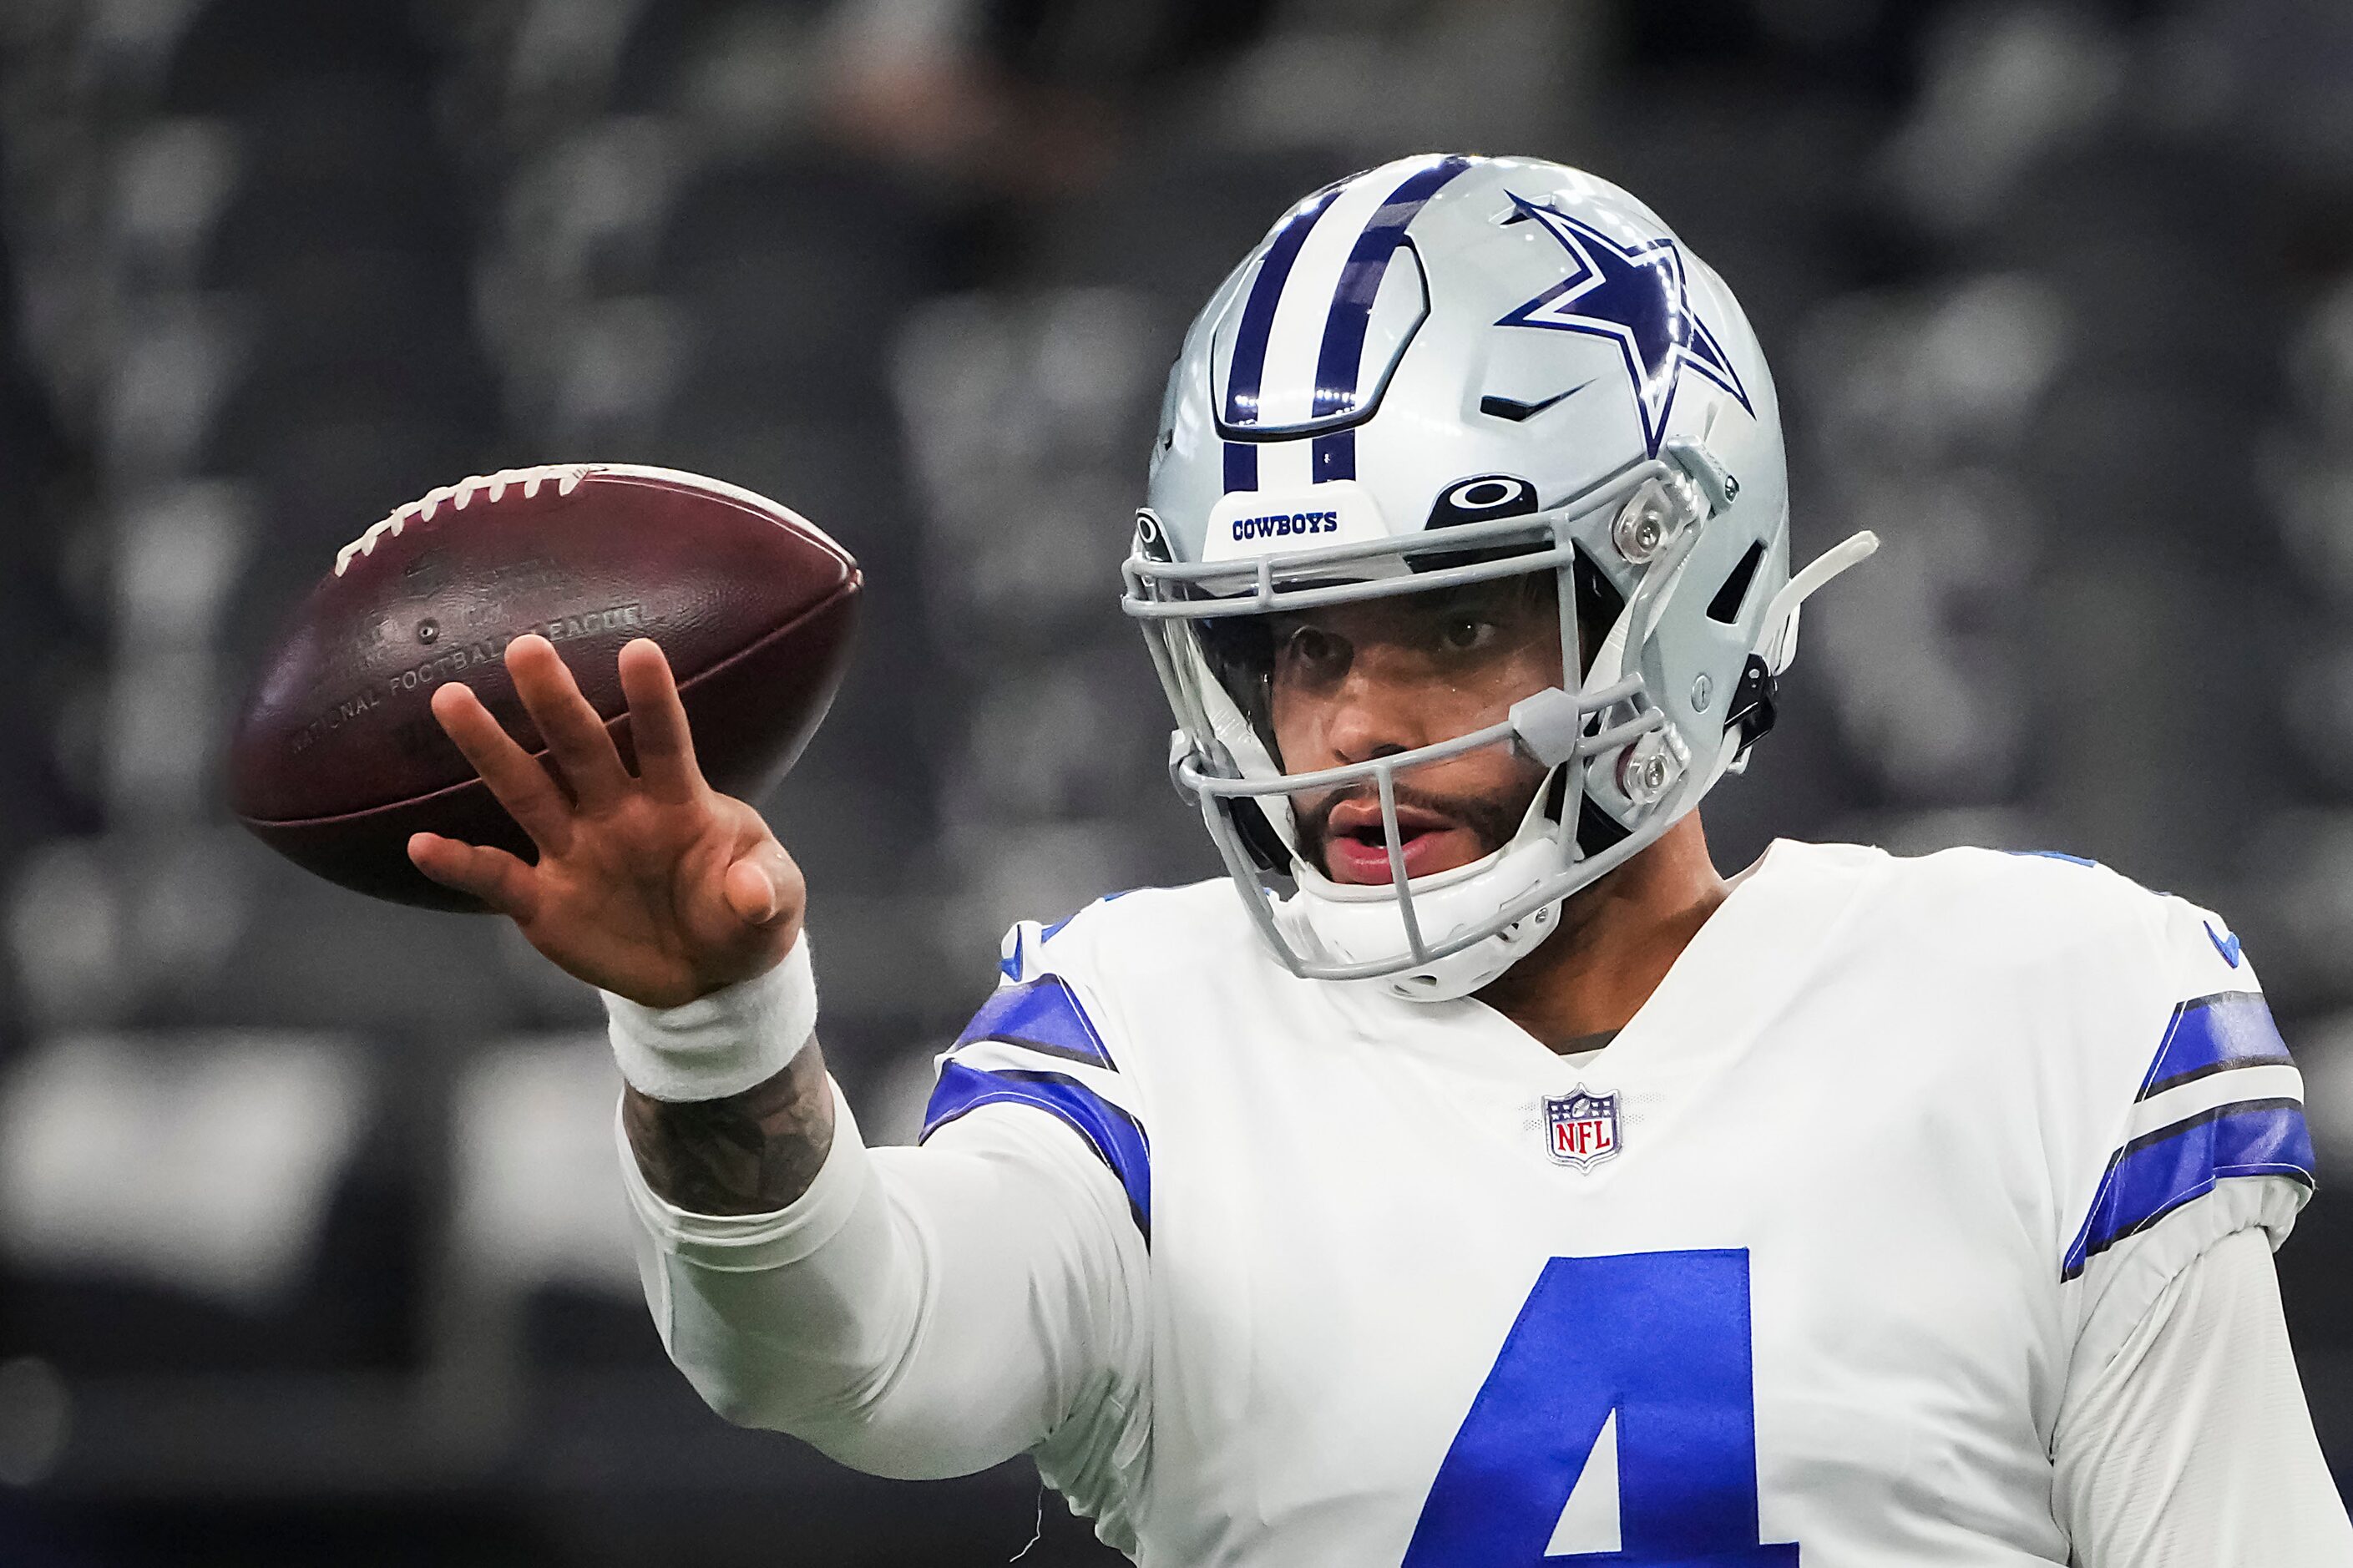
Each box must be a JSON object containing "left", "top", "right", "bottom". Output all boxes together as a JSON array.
[{"left": 602, "top": 933, "right": 817, "bottom": 1101}]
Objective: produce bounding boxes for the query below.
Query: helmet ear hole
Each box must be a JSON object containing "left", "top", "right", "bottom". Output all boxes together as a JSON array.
[{"left": 1706, "top": 540, "right": 1766, "bottom": 624}]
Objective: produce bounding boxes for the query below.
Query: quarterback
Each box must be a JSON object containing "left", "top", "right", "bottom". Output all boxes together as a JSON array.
[{"left": 408, "top": 155, "right": 2353, "bottom": 1563}]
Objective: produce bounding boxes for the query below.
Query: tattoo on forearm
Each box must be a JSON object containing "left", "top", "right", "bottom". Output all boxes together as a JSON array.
[{"left": 622, "top": 1038, "right": 835, "bottom": 1215}]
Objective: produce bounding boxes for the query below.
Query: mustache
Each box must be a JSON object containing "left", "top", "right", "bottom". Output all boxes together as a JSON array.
[{"left": 1293, "top": 781, "right": 1526, "bottom": 863}]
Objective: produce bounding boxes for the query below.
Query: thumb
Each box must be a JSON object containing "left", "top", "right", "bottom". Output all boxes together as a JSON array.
[{"left": 722, "top": 845, "right": 797, "bottom": 929}]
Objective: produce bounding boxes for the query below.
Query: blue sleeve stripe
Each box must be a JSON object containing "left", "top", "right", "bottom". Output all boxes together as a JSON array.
[
  {"left": 921, "top": 1062, "right": 1151, "bottom": 1242},
  {"left": 2062, "top": 1100, "right": 2315, "bottom": 1279},
  {"left": 2138, "top": 992, "right": 2291, "bottom": 1100},
  {"left": 954, "top": 975, "right": 1116, "bottom": 1071}
]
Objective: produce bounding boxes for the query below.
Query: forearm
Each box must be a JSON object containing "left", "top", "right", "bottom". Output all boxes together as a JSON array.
[
  {"left": 620, "top": 1093, "right": 1144, "bottom": 1482},
  {"left": 621, "top": 1079, "right": 935, "bottom": 1457},
  {"left": 605, "top": 936, "right": 830, "bottom": 1214},
  {"left": 621, "top": 1036, "right": 834, "bottom": 1215},
  {"left": 604, "top": 959, "right": 1148, "bottom": 1486}
]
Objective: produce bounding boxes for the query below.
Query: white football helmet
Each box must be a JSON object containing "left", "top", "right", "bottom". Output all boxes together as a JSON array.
[{"left": 1122, "top": 154, "right": 1873, "bottom": 1001}]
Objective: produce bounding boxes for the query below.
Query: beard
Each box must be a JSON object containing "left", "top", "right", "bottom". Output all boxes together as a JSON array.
[{"left": 1291, "top": 776, "right": 1536, "bottom": 877}]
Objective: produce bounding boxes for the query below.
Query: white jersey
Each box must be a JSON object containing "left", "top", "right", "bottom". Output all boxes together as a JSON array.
[
  {"left": 921, "top": 840, "right": 2316, "bottom": 1562},
  {"left": 618, "top": 840, "right": 2346, "bottom": 1565}
]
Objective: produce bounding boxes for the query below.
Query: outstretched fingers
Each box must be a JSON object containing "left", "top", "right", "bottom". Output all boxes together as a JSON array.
[
  {"left": 429, "top": 680, "right": 576, "bottom": 852},
  {"left": 617, "top": 638, "right": 705, "bottom": 802},
  {"left": 506, "top": 634, "right": 632, "bottom": 812},
  {"left": 408, "top": 832, "right": 541, "bottom": 920}
]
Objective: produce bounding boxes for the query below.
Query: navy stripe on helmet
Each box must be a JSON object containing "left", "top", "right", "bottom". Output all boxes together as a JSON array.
[
  {"left": 1224, "top": 185, "right": 1343, "bottom": 431},
  {"left": 1220, "top": 185, "right": 1342, "bottom": 494},
  {"left": 1224, "top": 440, "right": 1258, "bottom": 493},
  {"left": 1309, "top": 155, "right": 1470, "bottom": 423},
  {"left": 1313, "top": 428, "right": 1354, "bottom": 482}
]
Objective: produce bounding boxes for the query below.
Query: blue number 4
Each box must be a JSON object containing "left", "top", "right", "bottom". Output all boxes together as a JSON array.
[{"left": 1404, "top": 1250, "right": 1799, "bottom": 1566}]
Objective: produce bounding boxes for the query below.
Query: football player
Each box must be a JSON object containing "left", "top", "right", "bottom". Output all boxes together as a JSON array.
[{"left": 409, "top": 155, "right": 2353, "bottom": 1563}]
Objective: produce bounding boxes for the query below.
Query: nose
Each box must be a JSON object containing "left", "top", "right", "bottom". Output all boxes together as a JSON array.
[{"left": 1322, "top": 648, "right": 1427, "bottom": 766}]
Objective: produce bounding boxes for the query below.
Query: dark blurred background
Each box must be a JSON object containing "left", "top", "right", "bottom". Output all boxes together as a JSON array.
[{"left": 1, "top": 0, "right": 2350, "bottom": 1562}]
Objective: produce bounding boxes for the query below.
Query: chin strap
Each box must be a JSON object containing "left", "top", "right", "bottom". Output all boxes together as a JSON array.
[
  {"left": 1759, "top": 529, "right": 1879, "bottom": 675},
  {"left": 1720, "top": 529, "right": 1880, "bottom": 776}
]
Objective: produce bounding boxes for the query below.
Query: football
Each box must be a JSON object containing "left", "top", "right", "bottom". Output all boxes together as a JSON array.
[{"left": 229, "top": 463, "right": 861, "bottom": 911}]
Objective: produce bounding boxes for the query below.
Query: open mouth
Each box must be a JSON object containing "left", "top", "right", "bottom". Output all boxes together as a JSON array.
[{"left": 1320, "top": 797, "right": 1465, "bottom": 884}]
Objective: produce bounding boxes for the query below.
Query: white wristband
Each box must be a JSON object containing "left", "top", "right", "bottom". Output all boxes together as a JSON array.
[{"left": 601, "top": 933, "right": 817, "bottom": 1102}]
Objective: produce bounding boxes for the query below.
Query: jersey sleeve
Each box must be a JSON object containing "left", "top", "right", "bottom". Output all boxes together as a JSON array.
[
  {"left": 615, "top": 914, "right": 1152, "bottom": 1551},
  {"left": 2061, "top": 888, "right": 2318, "bottom": 1369},
  {"left": 909, "top": 909, "right": 1157, "bottom": 1520},
  {"left": 624, "top": 1089, "right": 1151, "bottom": 1540},
  {"left": 920, "top": 911, "right": 1153, "bottom": 1246}
]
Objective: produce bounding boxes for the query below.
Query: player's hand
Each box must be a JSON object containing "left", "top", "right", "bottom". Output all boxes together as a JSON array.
[{"left": 407, "top": 634, "right": 803, "bottom": 1009}]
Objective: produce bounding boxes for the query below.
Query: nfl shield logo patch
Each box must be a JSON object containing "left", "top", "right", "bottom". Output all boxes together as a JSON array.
[{"left": 1544, "top": 1087, "right": 1620, "bottom": 1170}]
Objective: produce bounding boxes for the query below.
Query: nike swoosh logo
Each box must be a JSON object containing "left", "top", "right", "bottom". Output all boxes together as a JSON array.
[
  {"left": 2206, "top": 921, "right": 2243, "bottom": 969},
  {"left": 1479, "top": 382, "right": 1591, "bottom": 422}
]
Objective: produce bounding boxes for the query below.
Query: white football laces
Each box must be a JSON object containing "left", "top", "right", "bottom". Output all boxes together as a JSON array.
[{"left": 332, "top": 463, "right": 593, "bottom": 577}]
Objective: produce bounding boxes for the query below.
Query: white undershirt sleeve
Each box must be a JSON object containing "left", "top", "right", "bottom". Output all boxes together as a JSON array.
[
  {"left": 618, "top": 1082, "right": 1151, "bottom": 1514},
  {"left": 2055, "top": 1226, "right": 2353, "bottom": 1567}
]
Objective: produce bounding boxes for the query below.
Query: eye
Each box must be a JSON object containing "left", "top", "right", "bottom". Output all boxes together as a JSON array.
[
  {"left": 1440, "top": 616, "right": 1498, "bottom": 653},
  {"left": 1279, "top": 625, "right": 1348, "bottom": 675}
]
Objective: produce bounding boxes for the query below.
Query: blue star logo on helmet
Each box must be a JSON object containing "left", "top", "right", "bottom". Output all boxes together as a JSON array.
[{"left": 1494, "top": 194, "right": 1753, "bottom": 458}]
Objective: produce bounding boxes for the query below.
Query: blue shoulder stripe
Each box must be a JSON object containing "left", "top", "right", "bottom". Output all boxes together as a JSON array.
[
  {"left": 2062, "top": 1100, "right": 2315, "bottom": 1279},
  {"left": 2138, "top": 992, "right": 2291, "bottom": 1099},
  {"left": 2006, "top": 848, "right": 2099, "bottom": 868},
  {"left": 955, "top": 975, "right": 1115, "bottom": 1070},
  {"left": 922, "top": 1062, "right": 1151, "bottom": 1242},
  {"left": 999, "top": 892, "right": 1142, "bottom": 978}
]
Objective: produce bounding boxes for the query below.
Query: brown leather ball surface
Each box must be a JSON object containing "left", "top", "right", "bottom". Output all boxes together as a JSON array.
[{"left": 229, "top": 464, "right": 861, "bottom": 911}]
